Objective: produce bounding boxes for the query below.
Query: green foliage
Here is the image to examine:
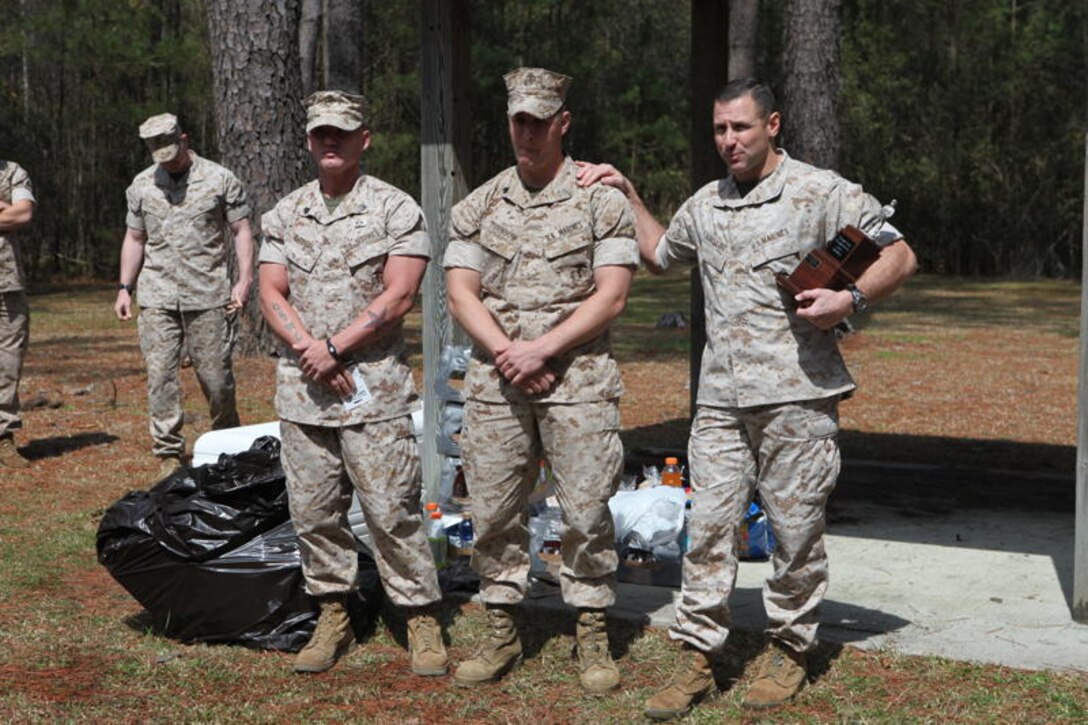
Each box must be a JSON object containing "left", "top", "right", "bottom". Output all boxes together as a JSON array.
[
  {"left": 0, "top": 1, "right": 1082, "bottom": 278},
  {"left": 840, "top": 0, "right": 1087, "bottom": 276},
  {"left": 0, "top": 0, "right": 213, "bottom": 278}
]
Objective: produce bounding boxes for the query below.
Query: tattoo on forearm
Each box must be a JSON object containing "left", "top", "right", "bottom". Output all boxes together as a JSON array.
[
  {"left": 363, "top": 307, "right": 389, "bottom": 331},
  {"left": 271, "top": 301, "right": 304, "bottom": 342}
]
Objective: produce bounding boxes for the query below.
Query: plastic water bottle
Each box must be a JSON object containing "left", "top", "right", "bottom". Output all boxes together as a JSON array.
[
  {"left": 427, "top": 511, "right": 447, "bottom": 569},
  {"left": 459, "top": 512, "right": 474, "bottom": 550},
  {"left": 662, "top": 457, "right": 683, "bottom": 487}
]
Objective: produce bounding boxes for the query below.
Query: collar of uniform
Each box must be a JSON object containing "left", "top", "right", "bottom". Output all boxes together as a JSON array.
[
  {"left": 713, "top": 149, "right": 791, "bottom": 209},
  {"left": 153, "top": 151, "right": 203, "bottom": 190},
  {"left": 299, "top": 174, "right": 370, "bottom": 224},
  {"left": 501, "top": 156, "right": 577, "bottom": 209}
]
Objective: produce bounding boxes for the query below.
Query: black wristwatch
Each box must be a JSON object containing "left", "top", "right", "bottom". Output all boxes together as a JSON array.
[
  {"left": 847, "top": 283, "right": 868, "bottom": 313},
  {"left": 326, "top": 338, "right": 343, "bottom": 362},
  {"left": 118, "top": 283, "right": 135, "bottom": 294}
]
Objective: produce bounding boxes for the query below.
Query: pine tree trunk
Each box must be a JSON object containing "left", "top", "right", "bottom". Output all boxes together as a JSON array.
[
  {"left": 205, "top": 0, "right": 310, "bottom": 356},
  {"left": 299, "top": 0, "right": 322, "bottom": 96},
  {"left": 728, "top": 0, "right": 759, "bottom": 80},
  {"left": 324, "top": 0, "right": 363, "bottom": 92},
  {"left": 782, "top": 0, "right": 841, "bottom": 169}
]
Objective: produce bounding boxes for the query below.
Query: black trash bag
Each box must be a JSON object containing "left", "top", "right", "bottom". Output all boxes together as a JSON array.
[{"left": 96, "top": 437, "right": 384, "bottom": 651}]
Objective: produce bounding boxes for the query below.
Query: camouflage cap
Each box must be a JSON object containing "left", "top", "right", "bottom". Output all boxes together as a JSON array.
[
  {"left": 304, "top": 90, "right": 368, "bottom": 133},
  {"left": 139, "top": 113, "right": 182, "bottom": 164},
  {"left": 504, "top": 67, "right": 571, "bottom": 119}
]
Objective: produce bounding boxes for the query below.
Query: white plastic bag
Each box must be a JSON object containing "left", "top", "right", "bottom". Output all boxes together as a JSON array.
[{"left": 608, "top": 485, "right": 688, "bottom": 550}]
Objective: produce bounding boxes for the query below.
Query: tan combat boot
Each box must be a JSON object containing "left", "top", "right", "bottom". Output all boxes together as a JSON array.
[
  {"left": 406, "top": 608, "right": 449, "bottom": 676},
  {"left": 643, "top": 646, "right": 715, "bottom": 720},
  {"left": 742, "top": 639, "right": 807, "bottom": 709},
  {"left": 294, "top": 596, "right": 356, "bottom": 673},
  {"left": 452, "top": 605, "right": 522, "bottom": 686},
  {"left": 575, "top": 608, "right": 620, "bottom": 693},
  {"left": 0, "top": 436, "right": 29, "bottom": 468}
]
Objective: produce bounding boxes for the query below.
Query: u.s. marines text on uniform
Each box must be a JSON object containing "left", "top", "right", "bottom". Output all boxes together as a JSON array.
[
  {"left": 258, "top": 90, "right": 447, "bottom": 677},
  {"left": 577, "top": 78, "right": 916, "bottom": 719},
  {"left": 445, "top": 67, "right": 638, "bottom": 693}
]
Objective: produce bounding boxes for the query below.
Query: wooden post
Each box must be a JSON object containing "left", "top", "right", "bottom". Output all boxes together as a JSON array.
[
  {"left": 689, "top": 0, "right": 729, "bottom": 416},
  {"left": 1075, "top": 132, "right": 1088, "bottom": 621},
  {"left": 420, "top": 0, "right": 470, "bottom": 504}
]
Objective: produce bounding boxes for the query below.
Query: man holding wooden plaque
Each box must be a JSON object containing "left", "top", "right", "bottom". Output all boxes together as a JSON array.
[{"left": 578, "top": 78, "right": 916, "bottom": 718}]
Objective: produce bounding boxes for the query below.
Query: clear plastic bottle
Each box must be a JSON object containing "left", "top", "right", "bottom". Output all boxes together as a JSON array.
[
  {"left": 427, "top": 511, "right": 447, "bottom": 569},
  {"left": 661, "top": 457, "right": 683, "bottom": 487}
]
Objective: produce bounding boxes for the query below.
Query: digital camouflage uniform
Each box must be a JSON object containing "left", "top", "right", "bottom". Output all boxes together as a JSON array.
[
  {"left": 0, "top": 161, "right": 34, "bottom": 440},
  {"left": 125, "top": 152, "right": 247, "bottom": 458},
  {"left": 444, "top": 157, "right": 638, "bottom": 609},
  {"left": 259, "top": 174, "right": 441, "bottom": 607},
  {"left": 656, "top": 151, "right": 888, "bottom": 654}
]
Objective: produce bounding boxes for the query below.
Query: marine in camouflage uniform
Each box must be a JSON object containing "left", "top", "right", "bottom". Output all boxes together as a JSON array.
[
  {"left": 115, "top": 113, "right": 252, "bottom": 474},
  {"left": 258, "top": 90, "right": 445, "bottom": 677},
  {"left": 0, "top": 160, "right": 36, "bottom": 468},
  {"left": 444, "top": 68, "right": 638, "bottom": 693},
  {"left": 577, "top": 78, "right": 916, "bottom": 718}
]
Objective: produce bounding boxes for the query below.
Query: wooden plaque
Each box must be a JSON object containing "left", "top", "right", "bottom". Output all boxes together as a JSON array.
[{"left": 775, "top": 225, "right": 882, "bottom": 298}]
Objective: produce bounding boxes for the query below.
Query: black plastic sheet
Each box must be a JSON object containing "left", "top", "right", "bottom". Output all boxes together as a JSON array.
[{"left": 96, "top": 437, "right": 383, "bottom": 651}]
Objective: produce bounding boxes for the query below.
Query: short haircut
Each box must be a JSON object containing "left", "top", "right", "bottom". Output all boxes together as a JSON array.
[{"left": 714, "top": 79, "right": 777, "bottom": 118}]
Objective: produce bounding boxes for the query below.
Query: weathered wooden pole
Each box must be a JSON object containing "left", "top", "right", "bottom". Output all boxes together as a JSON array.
[
  {"left": 1075, "top": 132, "right": 1088, "bottom": 622},
  {"left": 689, "top": 0, "right": 729, "bottom": 416},
  {"left": 420, "top": 0, "right": 470, "bottom": 503}
]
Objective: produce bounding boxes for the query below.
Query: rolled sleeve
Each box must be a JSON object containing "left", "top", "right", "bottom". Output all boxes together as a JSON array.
[
  {"left": 385, "top": 194, "right": 431, "bottom": 258},
  {"left": 223, "top": 172, "right": 251, "bottom": 224},
  {"left": 593, "top": 237, "right": 639, "bottom": 268},
  {"left": 9, "top": 164, "right": 34, "bottom": 204},
  {"left": 258, "top": 209, "right": 287, "bottom": 265},
  {"left": 591, "top": 187, "right": 638, "bottom": 268},
  {"left": 124, "top": 184, "right": 145, "bottom": 232},
  {"left": 661, "top": 200, "right": 699, "bottom": 268},
  {"left": 442, "top": 240, "right": 485, "bottom": 271}
]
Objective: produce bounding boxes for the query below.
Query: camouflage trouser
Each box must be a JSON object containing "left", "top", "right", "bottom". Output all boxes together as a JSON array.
[
  {"left": 137, "top": 306, "right": 239, "bottom": 459},
  {"left": 461, "top": 398, "right": 623, "bottom": 609},
  {"left": 0, "top": 290, "right": 28, "bottom": 439},
  {"left": 672, "top": 397, "right": 841, "bottom": 655},
  {"left": 279, "top": 416, "right": 441, "bottom": 607}
]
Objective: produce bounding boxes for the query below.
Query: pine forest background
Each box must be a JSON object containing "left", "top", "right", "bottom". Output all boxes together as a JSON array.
[{"left": 0, "top": 0, "right": 1085, "bottom": 281}]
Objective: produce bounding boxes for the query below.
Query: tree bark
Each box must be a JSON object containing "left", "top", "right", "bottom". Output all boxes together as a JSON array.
[
  {"left": 782, "top": 0, "right": 842, "bottom": 169},
  {"left": 299, "top": 0, "right": 322, "bottom": 96},
  {"left": 324, "top": 0, "right": 363, "bottom": 92},
  {"left": 205, "top": 0, "right": 310, "bottom": 356},
  {"left": 728, "top": 0, "right": 759, "bottom": 80}
]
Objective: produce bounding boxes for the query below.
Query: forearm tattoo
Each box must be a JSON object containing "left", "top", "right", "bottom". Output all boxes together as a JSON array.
[
  {"left": 271, "top": 301, "right": 305, "bottom": 343},
  {"left": 363, "top": 306, "right": 389, "bottom": 331}
]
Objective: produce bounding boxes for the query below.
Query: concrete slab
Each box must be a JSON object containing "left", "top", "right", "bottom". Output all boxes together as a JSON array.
[{"left": 521, "top": 495, "right": 1088, "bottom": 673}]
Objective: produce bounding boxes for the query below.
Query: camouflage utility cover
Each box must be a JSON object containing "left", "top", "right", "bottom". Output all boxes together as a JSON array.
[
  {"left": 504, "top": 67, "right": 571, "bottom": 119},
  {"left": 304, "top": 90, "right": 368, "bottom": 132},
  {"left": 443, "top": 158, "right": 637, "bottom": 404},
  {"left": 125, "top": 153, "right": 250, "bottom": 311},
  {"left": 659, "top": 151, "right": 886, "bottom": 408},
  {"left": 0, "top": 161, "right": 35, "bottom": 293},
  {"left": 260, "top": 175, "right": 430, "bottom": 427}
]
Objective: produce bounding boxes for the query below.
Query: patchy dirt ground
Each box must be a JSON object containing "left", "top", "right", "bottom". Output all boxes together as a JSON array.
[{"left": 0, "top": 276, "right": 1083, "bottom": 722}]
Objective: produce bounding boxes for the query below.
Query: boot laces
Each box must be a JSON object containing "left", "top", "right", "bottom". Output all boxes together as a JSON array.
[{"left": 410, "top": 614, "right": 441, "bottom": 652}]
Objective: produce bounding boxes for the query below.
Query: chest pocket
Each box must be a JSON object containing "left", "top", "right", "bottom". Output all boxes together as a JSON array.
[
  {"left": 284, "top": 230, "right": 322, "bottom": 274},
  {"left": 748, "top": 237, "right": 802, "bottom": 276},
  {"left": 343, "top": 226, "right": 390, "bottom": 295},
  {"left": 183, "top": 193, "right": 223, "bottom": 232},
  {"left": 544, "top": 226, "right": 594, "bottom": 291},
  {"left": 478, "top": 222, "right": 518, "bottom": 295}
]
